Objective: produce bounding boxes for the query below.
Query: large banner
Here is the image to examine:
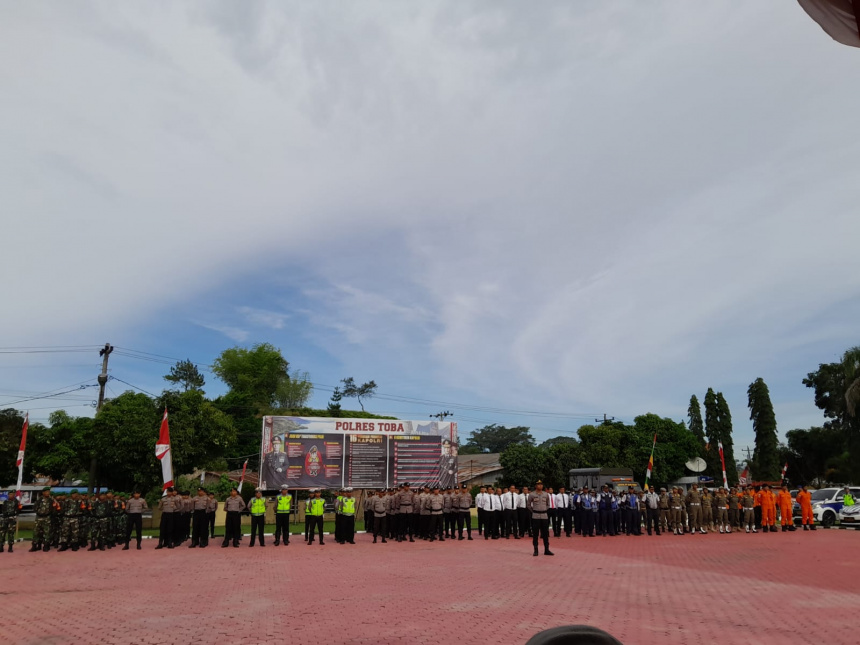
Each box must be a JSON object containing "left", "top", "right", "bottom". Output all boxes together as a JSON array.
[{"left": 259, "top": 417, "right": 458, "bottom": 490}]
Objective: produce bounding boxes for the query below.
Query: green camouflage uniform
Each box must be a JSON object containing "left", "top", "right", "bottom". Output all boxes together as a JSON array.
[
  {"left": 0, "top": 497, "right": 21, "bottom": 547},
  {"left": 90, "top": 498, "right": 111, "bottom": 548},
  {"left": 60, "top": 496, "right": 85, "bottom": 549},
  {"left": 112, "top": 498, "right": 126, "bottom": 547},
  {"left": 32, "top": 495, "right": 54, "bottom": 549},
  {"left": 51, "top": 497, "right": 64, "bottom": 547}
]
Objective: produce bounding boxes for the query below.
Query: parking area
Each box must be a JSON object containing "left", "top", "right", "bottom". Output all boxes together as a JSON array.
[{"left": 1, "top": 529, "right": 858, "bottom": 645}]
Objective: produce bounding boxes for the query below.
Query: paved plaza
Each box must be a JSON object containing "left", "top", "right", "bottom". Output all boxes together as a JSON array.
[{"left": 2, "top": 528, "right": 858, "bottom": 645}]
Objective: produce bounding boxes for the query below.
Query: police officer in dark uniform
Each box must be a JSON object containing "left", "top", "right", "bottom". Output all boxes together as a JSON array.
[{"left": 527, "top": 481, "right": 553, "bottom": 557}]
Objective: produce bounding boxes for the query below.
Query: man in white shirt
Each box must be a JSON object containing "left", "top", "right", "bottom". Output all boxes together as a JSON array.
[
  {"left": 502, "top": 485, "right": 519, "bottom": 539},
  {"left": 555, "top": 487, "right": 572, "bottom": 537},
  {"left": 475, "top": 487, "right": 488, "bottom": 536},
  {"left": 518, "top": 486, "right": 531, "bottom": 538}
]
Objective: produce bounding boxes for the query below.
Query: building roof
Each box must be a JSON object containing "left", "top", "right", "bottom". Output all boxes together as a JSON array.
[{"left": 458, "top": 454, "right": 503, "bottom": 481}]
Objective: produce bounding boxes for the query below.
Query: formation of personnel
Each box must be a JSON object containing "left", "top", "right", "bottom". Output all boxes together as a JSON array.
[{"left": 6, "top": 480, "right": 817, "bottom": 555}]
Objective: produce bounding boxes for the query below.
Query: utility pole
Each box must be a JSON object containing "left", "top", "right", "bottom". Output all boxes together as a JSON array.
[
  {"left": 430, "top": 411, "right": 452, "bottom": 421},
  {"left": 88, "top": 343, "right": 113, "bottom": 494},
  {"left": 595, "top": 413, "right": 615, "bottom": 425}
]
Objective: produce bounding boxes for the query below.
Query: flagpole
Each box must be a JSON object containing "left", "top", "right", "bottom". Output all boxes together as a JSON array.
[{"left": 644, "top": 433, "right": 656, "bottom": 489}]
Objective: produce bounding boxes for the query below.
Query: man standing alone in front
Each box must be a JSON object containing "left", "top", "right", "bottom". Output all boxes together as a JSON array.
[{"left": 527, "top": 481, "right": 554, "bottom": 557}]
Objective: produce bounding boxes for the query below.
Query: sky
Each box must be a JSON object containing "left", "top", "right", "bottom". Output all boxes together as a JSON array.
[{"left": 2, "top": 1, "right": 859, "bottom": 457}]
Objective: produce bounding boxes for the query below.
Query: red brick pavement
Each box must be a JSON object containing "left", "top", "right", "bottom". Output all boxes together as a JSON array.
[{"left": 2, "top": 529, "right": 858, "bottom": 645}]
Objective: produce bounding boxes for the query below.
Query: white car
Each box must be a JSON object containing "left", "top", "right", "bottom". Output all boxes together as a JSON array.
[
  {"left": 809, "top": 487, "right": 860, "bottom": 527},
  {"left": 839, "top": 503, "right": 860, "bottom": 529}
]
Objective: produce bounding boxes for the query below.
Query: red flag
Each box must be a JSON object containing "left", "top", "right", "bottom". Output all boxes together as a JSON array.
[
  {"left": 718, "top": 441, "right": 728, "bottom": 490},
  {"left": 155, "top": 408, "right": 173, "bottom": 492},
  {"left": 15, "top": 413, "right": 28, "bottom": 498},
  {"left": 238, "top": 460, "right": 248, "bottom": 493},
  {"left": 781, "top": 462, "right": 788, "bottom": 480},
  {"left": 739, "top": 466, "right": 749, "bottom": 486}
]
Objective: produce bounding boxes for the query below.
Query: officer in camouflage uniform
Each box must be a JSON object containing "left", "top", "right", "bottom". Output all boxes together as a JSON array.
[
  {"left": 112, "top": 494, "right": 126, "bottom": 548},
  {"left": 31, "top": 488, "right": 54, "bottom": 552},
  {"left": 79, "top": 493, "right": 93, "bottom": 549},
  {"left": 50, "top": 493, "right": 64, "bottom": 547},
  {"left": 89, "top": 493, "right": 111, "bottom": 551},
  {"left": 58, "top": 489, "right": 85, "bottom": 552},
  {"left": 0, "top": 493, "right": 22, "bottom": 552}
]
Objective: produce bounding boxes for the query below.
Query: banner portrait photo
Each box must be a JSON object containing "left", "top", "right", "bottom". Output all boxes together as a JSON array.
[{"left": 259, "top": 417, "right": 458, "bottom": 490}]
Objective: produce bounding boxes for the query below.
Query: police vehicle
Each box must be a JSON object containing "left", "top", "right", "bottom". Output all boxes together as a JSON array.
[{"left": 802, "top": 487, "right": 860, "bottom": 527}]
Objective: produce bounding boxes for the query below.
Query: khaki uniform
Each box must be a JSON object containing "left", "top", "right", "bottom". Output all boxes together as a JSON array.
[
  {"left": 685, "top": 489, "right": 703, "bottom": 532},
  {"left": 715, "top": 493, "right": 729, "bottom": 528}
]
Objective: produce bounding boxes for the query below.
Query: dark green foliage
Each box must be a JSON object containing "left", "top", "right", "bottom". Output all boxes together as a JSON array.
[
  {"left": 748, "top": 378, "right": 779, "bottom": 481},
  {"left": 462, "top": 424, "right": 535, "bottom": 454}
]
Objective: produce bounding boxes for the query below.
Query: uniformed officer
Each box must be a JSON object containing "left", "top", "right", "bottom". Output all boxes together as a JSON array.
[
  {"left": 457, "top": 484, "right": 473, "bottom": 540},
  {"left": 0, "top": 493, "right": 21, "bottom": 552},
  {"left": 207, "top": 492, "right": 217, "bottom": 539},
  {"left": 248, "top": 488, "right": 267, "bottom": 547},
  {"left": 272, "top": 485, "right": 292, "bottom": 546},
  {"left": 598, "top": 485, "right": 614, "bottom": 536},
  {"left": 261, "top": 435, "right": 289, "bottom": 489},
  {"left": 427, "top": 486, "right": 445, "bottom": 542},
  {"left": 442, "top": 487, "right": 454, "bottom": 538},
  {"left": 396, "top": 484, "right": 414, "bottom": 542},
  {"left": 222, "top": 487, "right": 246, "bottom": 548},
  {"left": 386, "top": 488, "right": 399, "bottom": 540},
  {"left": 475, "top": 486, "right": 487, "bottom": 535},
  {"left": 306, "top": 488, "right": 326, "bottom": 545},
  {"left": 503, "top": 485, "right": 519, "bottom": 539},
  {"left": 189, "top": 487, "right": 210, "bottom": 548},
  {"left": 340, "top": 488, "right": 357, "bottom": 544},
  {"left": 741, "top": 486, "right": 757, "bottom": 533},
  {"left": 156, "top": 487, "right": 179, "bottom": 549},
  {"left": 58, "top": 489, "right": 85, "bottom": 552},
  {"left": 123, "top": 491, "right": 148, "bottom": 550},
  {"left": 658, "top": 488, "right": 670, "bottom": 533},
  {"left": 714, "top": 487, "right": 730, "bottom": 534},
  {"left": 30, "top": 488, "right": 54, "bottom": 552},
  {"left": 88, "top": 492, "right": 110, "bottom": 551},
  {"left": 527, "top": 481, "right": 554, "bottom": 556},
  {"left": 364, "top": 490, "right": 375, "bottom": 536},
  {"left": 685, "top": 485, "right": 705, "bottom": 535},
  {"left": 371, "top": 489, "right": 388, "bottom": 543}
]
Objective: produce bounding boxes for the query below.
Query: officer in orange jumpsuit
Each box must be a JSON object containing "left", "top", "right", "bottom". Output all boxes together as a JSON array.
[
  {"left": 777, "top": 486, "right": 795, "bottom": 532},
  {"left": 760, "top": 485, "right": 777, "bottom": 532},
  {"left": 796, "top": 485, "right": 816, "bottom": 531}
]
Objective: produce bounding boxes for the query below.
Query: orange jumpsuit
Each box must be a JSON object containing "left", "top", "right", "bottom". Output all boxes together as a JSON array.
[
  {"left": 797, "top": 490, "right": 814, "bottom": 526},
  {"left": 777, "top": 490, "right": 793, "bottom": 526},
  {"left": 760, "top": 489, "right": 776, "bottom": 527}
]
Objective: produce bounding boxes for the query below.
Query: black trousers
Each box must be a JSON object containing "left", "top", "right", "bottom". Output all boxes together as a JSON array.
[
  {"left": 334, "top": 513, "right": 342, "bottom": 542},
  {"left": 547, "top": 509, "right": 557, "bottom": 535},
  {"left": 582, "top": 511, "right": 596, "bottom": 536},
  {"left": 532, "top": 517, "right": 550, "bottom": 552},
  {"left": 503, "top": 509, "right": 517, "bottom": 537},
  {"left": 342, "top": 515, "right": 355, "bottom": 543},
  {"left": 275, "top": 513, "right": 290, "bottom": 543},
  {"left": 387, "top": 514, "right": 397, "bottom": 538},
  {"left": 484, "top": 511, "right": 499, "bottom": 538},
  {"left": 560, "top": 508, "right": 572, "bottom": 535},
  {"left": 125, "top": 514, "right": 143, "bottom": 544},
  {"left": 429, "top": 514, "right": 443, "bottom": 539},
  {"left": 373, "top": 515, "right": 386, "bottom": 539},
  {"left": 249, "top": 515, "right": 265, "bottom": 546},
  {"left": 443, "top": 512, "right": 453, "bottom": 536},
  {"left": 628, "top": 509, "right": 641, "bottom": 535},
  {"left": 223, "top": 511, "right": 241, "bottom": 546},
  {"left": 207, "top": 512, "right": 216, "bottom": 537},
  {"left": 191, "top": 510, "right": 209, "bottom": 546},
  {"left": 551, "top": 509, "right": 562, "bottom": 536},
  {"left": 398, "top": 513, "right": 412, "bottom": 539},
  {"left": 458, "top": 511, "right": 472, "bottom": 537},
  {"left": 754, "top": 506, "right": 762, "bottom": 529},
  {"left": 308, "top": 515, "right": 324, "bottom": 543},
  {"left": 477, "top": 508, "right": 485, "bottom": 534},
  {"left": 517, "top": 509, "right": 530, "bottom": 536},
  {"left": 646, "top": 508, "right": 660, "bottom": 534},
  {"left": 574, "top": 507, "right": 582, "bottom": 534},
  {"left": 599, "top": 509, "right": 614, "bottom": 535},
  {"left": 364, "top": 510, "right": 374, "bottom": 532},
  {"left": 158, "top": 512, "right": 175, "bottom": 547},
  {"left": 620, "top": 508, "right": 629, "bottom": 534}
]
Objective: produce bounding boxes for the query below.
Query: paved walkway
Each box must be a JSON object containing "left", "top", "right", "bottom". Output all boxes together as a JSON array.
[{"left": 2, "top": 529, "right": 857, "bottom": 645}]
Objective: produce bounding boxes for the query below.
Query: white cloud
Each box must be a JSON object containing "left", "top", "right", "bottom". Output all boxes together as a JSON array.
[{"left": 1, "top": 1, "right": 857, "bottom": 443}]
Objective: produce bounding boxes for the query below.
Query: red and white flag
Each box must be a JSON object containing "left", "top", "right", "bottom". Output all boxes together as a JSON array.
[
  {"left": 739, "top": 466, "right": 749, "bottom": 487},
  {"left": 155, "top": 408, "right": 173, "bottom": 493},
  {"left": 781, "top": 462, "right": 789, "bottom": 480},
  {"left": 15, "top": 413, "right": 28, "bottom": 499},
  {"left": 718, "top": 441, "right": 729, "bottom": 490},
  {"left": 238, "top": 460, "right": 248, "bottom": 493}
]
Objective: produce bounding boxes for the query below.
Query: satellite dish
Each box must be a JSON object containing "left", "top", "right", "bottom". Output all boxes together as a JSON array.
[{"left": 685, "top": 457, "right": 707, "bottom": 473}]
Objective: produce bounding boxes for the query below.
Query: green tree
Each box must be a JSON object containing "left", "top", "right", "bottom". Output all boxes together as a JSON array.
[
  {"left": 687, "top": 395, "right": 706, "bottom": 456},
  {"left": 748, "top": 377, "right": 779, "bottom": 481},
  {"left": 164, "top": 359, "right": 205, "bottom": 392},
  {"left": 0, "top": 409, "right": 28, "bottom": 485},
  {"left": 539, "top": 436, "right": 579, "bottom": 449},
  {"left": 842, "top": 346, "right": 860, "bottom": 418},
  {"left": 462, "top": 424, "right": 534, "bottom": 454},
  {"left": 327, "top": 386, "right": 343, "bottom": 417},
  {"left": 274, "top": 369, "right": 314, "bottom": 410},
  {"left": 340, "top": 377, "right": 378, "bottom": 412},
  {"left": 499, "top": 443, "right": 547, "bottom": 487},
  {"left": 543, "top": 442, "right": 583, "bottom": 489},
  {"left": 577, "top": 422, "right": 628, "bottom": 468},
  {"left": 27, "top": 411, "right": 93, "bottom": 483},
  {"left": 631, "top": 414, "right": 699, "bottom": 486},
  {"left": 212, "top": 343, "right": 289, "bottom": 413},
  {"left": 703, "top": 388, "right": 720, "bottom": 479},
  {"left": 785, "top": 426, "right": 849, "bottom": 486}
]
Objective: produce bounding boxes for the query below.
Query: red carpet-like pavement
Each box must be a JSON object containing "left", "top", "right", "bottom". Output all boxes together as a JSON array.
[{"left": 2, "top": 528, "right": 857, "bottom": 645}]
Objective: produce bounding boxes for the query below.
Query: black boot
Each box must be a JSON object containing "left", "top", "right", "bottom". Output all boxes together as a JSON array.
[
  {"left": 58, "top": 545, "right": 68, "bottom": 552},
  {"left": 29, "top": 544, "right": 39, "bottom": 552},
  {"left": 533, "top": 548, "right": 539, "bottom": 557},
  {"left": 137, "top": 541, "right": 142, "bottom": 550},
  {"left": 43, "top": 545, "right": 50, "bottom": 552},
  {"left": 87, "top": 541, "right": 97, "bottom": 552},
  {"left": 810, "top": 525, "right": 817, "bottom": 531},
  {"left": 122, "top": 543, "right": 130, "bottom": 550},
  {"left": 99, "top": 541, "right": 105, "bottom": 551}
]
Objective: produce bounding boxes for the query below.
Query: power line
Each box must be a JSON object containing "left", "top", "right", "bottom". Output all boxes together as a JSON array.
[{"left": 108, "top": 376, "right": 159, "bottom": 398}]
